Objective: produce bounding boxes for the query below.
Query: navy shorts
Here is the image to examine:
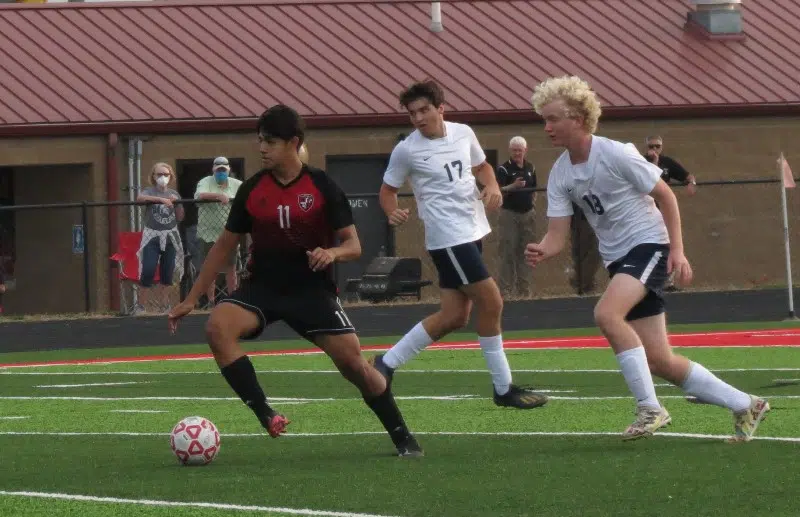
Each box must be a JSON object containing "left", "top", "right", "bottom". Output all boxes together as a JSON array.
[
  {"left": 606, "top": 243, "right": 670, "bottom": 321},
  {"left": 428, "top": 239, "right": 490, "bottom": 289},
  {"left": 220, "top": 282, "right": 356, "bottom": 342}
]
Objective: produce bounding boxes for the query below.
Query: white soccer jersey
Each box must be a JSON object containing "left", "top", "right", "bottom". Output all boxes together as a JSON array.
[
  {"left": 383, "top": 121, "right": 491, "bottom": 250},
  {"left": 546, "top": 135, "right": 670, "bottom": 264}
]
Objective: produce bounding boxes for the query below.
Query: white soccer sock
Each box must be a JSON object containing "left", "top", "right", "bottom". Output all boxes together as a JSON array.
[
  {"left": 382, "top": 322, "right": 433, "bottom": 370},
  {"left": 681, "top": 362, "right": 752, "bottom": 412},
  {"left": 479, "top": 335, "right": 512, "bottom": 396},
  {"left": 615, "top": 347, "right": 661, "bottom": 409}
]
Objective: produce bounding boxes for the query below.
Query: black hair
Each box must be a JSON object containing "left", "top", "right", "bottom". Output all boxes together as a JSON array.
[
  {"left": 256, "top": 104, "right": 306, "bottom": 147},
  {"left": 398, "top": 80, "right": 445, "bottom": 109}
]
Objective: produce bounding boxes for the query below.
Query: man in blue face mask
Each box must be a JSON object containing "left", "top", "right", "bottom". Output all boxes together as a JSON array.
[{"left": 194, "top": 157, "right": 244, "bottom": 306}]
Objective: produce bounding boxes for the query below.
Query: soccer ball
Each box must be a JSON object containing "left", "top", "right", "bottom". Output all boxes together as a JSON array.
[{"left": 169, "top": 416, "right": 221, "bottom": 466}]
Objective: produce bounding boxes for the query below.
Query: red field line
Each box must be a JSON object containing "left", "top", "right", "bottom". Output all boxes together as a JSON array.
[{"left": 1, "top": 329, "right": 799, "bottom": 368}]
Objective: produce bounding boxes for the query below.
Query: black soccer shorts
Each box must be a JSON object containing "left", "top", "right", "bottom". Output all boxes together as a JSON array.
[
  {"left": 219, "top": 281, "right": 356, "bottom": 342},
  {"left": 606, "top": 243, "right": 670, "bottom": 321}
]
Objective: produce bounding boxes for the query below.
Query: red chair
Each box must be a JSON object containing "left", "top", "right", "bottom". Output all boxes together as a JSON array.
[{"left": 110, "top": 231, "right": 160, "bottom": 314}]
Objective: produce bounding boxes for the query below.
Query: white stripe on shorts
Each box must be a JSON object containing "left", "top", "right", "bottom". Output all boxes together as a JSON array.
[
  {"left": 640, "top": 250, "right": 663, "bottom": 284},
  {"left": 445, "top": 247, "right": 469, "bottom": 285}
]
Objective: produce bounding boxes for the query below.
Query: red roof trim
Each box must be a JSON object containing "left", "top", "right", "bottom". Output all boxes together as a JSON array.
[{"left": 0, "top": 103, "right": 798, "bottom": 138}]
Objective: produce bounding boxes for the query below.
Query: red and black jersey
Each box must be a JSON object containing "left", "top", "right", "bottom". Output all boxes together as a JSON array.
[{"left": 225, "top": 166, "right": 354, "bottom": 292}]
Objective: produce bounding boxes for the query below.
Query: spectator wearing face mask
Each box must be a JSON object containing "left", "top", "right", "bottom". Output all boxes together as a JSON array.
[
  {"left": 194, "top": 156, "right": 243, "bottom": 305},
  {"left": 137, "top": 162, "right": 185, "bottom": 289}
]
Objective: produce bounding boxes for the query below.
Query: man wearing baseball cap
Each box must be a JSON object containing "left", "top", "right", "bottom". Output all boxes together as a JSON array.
[{"left": 194, "top": 157, "right": 243, "bottom": 306}]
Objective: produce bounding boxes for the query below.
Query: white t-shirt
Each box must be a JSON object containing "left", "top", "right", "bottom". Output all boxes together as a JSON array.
[
  {"left": 383, "top": 121, "right": 491, "bottom": 250},
  {"left": 546, "top": 135, "right": 670, "bottom": 264}
]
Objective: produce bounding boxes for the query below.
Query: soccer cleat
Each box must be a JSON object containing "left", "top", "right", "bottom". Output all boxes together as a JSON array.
[
  {"left": 396, "top": 435, "right": 424, "bottom": 458},
  {"left": 493, "top": 385, "right": 549, "bottom": 409},
  {"left": 728, "top": 396, "right": 771, "bottom": 443},
  {"left": 265, "top": 414, "right": 290, "bottom": 438},
  {"left": 370, "top": 353, "right": 395, "bottom": 387},
  {"left": 622, "top": 405, "right": 671, "bottom": 441}
]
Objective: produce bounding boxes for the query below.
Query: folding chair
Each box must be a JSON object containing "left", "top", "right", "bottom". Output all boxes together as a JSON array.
[{"left": 110, "top": 231, "right": 162, "bottom": 315}]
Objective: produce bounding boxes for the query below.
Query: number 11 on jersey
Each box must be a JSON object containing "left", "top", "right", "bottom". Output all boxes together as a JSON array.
[{"left": 278, "top": 205, "right": 291, "bottom": 228}]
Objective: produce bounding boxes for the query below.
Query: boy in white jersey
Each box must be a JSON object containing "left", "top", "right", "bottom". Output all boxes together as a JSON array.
[
  {"left": 373, "top": 80, "right": 548, "bottom": 409},
  {"left": 524, "top": 76, "right": 770, "bottom": 441}
]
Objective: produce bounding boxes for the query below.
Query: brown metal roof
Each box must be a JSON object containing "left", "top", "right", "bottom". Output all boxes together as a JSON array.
[{"left": 1, "top": 0, "right": 799, "bottom": 136}]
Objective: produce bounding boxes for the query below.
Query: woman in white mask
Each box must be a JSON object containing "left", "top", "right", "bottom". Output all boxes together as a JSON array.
[{"left": 136, "top": 162, "right": 185, "bottom": 292}]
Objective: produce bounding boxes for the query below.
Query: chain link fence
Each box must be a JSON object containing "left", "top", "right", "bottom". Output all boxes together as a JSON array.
[{"left": 0, "top": 178, "right": 798, "bottom": 317}]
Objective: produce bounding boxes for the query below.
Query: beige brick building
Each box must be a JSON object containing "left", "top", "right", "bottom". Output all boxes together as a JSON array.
[{"left": 0, "top": 0, "right": 798, "bottom": 315}]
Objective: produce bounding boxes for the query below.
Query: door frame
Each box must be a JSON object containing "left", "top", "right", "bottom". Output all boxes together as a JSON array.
[
  {"left": 324, "top": 154, "right": 395, "bottom": 289},
  {"left": 175, "top": 157, "right": 246, "bottom": 181}
]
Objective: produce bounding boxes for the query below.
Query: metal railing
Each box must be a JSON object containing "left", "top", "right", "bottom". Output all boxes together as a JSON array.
[{"left": 0, "top": 177, "right": 797, "bottom": 317}]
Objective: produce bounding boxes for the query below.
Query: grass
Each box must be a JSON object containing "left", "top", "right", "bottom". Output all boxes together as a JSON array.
[{"left": 0, "top": 326, "right": 799, "bottom": 516}]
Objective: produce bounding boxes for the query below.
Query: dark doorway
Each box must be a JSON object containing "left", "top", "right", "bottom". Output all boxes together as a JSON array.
[
  {"left": 325, "top": 155, "right": 392, "bottom": 299},
  {"left": 0, "top": 167, "right": 14, "bottom": 282},
  {"left": 485, "top": 149, "right": 499, "bottom": 170}
]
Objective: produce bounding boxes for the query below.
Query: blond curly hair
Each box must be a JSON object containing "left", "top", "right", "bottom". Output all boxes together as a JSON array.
[{"left": 531, "top": 76, "right": 602, "bottom": 134}]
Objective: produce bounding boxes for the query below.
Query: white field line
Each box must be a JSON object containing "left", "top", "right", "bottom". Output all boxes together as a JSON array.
[
  {"left": 0, "top": 395, "right": 481, "bottom": 402},
  {"left": 109, "top": 410, "right": 168, "bottom": 414},
  {"left": 0, "top": 416, "right": 29, "bottom": 420},
  {"left": 5, "top": 367, "right": 800, "bottom": 376},
  {"left": 774, "top": 379, "right": 800, "bottom": 383},
  {"left": 0, "top": 430, "right": 798, "bottom": 443},
  {"left": 0, "top": 394, "right": 797, "bottom": 402},
  {"left": 34, "top": 382, "right": 150, "bottom": 388},
  {"left": 0, "top": 491, "right": 401, "bottom": 517}
]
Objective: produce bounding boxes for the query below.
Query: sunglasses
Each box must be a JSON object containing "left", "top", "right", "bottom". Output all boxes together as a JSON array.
[{"left": 648, "top": 144, "right": 662, "bottom": 149}]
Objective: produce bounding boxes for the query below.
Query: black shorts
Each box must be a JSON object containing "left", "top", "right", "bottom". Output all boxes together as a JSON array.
[
  {"left": 428, "top": 239, "right": 490, "bottom": 290},
  {"left": 219, "top": 281, "right": 355, "bottom": 342},
  {"left": 607, "top": 243, "right": 670, "bottom": 321}
]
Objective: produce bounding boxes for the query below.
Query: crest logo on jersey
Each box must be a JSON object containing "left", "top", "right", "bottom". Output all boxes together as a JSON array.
[{"left": 298, "top": 193, "right": 314, "bottom": 212}]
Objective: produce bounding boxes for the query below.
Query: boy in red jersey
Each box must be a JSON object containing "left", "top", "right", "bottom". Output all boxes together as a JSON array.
[{"left": 169, "top": 105, "right": 422, "bottom": 457}]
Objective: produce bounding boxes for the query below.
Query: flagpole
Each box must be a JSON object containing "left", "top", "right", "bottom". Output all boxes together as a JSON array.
[{"left": 779, "top": 153, "right": 796, "bottom": 319}]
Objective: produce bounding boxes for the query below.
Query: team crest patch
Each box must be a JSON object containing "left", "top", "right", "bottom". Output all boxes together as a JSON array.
[{"left": 298, "top": 193, "right": 314, "bottom": 212}]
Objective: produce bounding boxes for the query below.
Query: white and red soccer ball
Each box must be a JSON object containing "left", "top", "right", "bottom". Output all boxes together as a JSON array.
[{"left": 169, "top": 416, "right": 220, "bottom": 466}]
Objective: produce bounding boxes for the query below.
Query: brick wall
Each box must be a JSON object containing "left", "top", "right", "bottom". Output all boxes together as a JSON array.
[{"left": 0, "top": 115, "right": 798, "bottom": 314}]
